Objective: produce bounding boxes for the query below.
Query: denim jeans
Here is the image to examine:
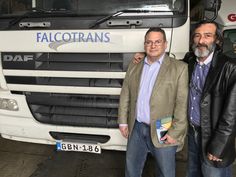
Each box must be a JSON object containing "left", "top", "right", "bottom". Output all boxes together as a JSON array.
[
  {"left": 187, "top": 125, "right": 232, "bottom": 177},
  {"left": 125, "top": 120, "right": 177, "bottom": 177}
]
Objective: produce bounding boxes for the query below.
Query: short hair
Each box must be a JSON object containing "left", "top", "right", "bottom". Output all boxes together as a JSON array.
[
  {"left": 145, "top": 27, "right": 167, "bottom": 42},
  {"left": 191, "top": 20, "right": 223, "bottom": 47}
]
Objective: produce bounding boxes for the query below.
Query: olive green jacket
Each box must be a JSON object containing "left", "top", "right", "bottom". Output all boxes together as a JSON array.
[{"left": 118, "top": 55, "right": 188, "bottom": 151}]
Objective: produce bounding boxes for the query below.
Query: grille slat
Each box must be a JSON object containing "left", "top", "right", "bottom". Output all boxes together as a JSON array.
[
  {"left": 35, "top": 78, "right": 122, "bottom": 87},
  {"left": 36, "top": 62, "right": 123, "bottom": 71},
  {"left": 36, "top": 53, "right": 123, "bottom": 63},
  {"left": 6, "top": 77, "right": 122, "bottom": 87},
  {"left": 33, "top": 105, "right": 118, "bottom": 117},
  {"left": 36, "top": 114, "right": 118, "bottom": 128},
  {"left": 27, "top": 93, "right": 119, "bottom": 108}
]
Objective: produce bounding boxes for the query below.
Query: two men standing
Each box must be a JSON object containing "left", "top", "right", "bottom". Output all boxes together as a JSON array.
[{"left": 118, "top": 20, "right": 236, "bottom": 177}]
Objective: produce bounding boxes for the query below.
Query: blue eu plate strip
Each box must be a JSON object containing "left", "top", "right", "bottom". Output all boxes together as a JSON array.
[{"left": 56, "top": 142, "right": 61, "bottom": 150}]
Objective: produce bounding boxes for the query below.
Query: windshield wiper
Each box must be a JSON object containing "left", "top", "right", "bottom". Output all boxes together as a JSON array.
[
  {"left": 7, "top": 8, "right": 76, "bottom": 29},
  {"left": 89, "top": 9, "right": 164, "bottom": 29}
]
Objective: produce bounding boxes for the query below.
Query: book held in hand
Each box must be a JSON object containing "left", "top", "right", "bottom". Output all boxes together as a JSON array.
[{"left": 156, "top": 116, "right": 172, "bottom": 144}]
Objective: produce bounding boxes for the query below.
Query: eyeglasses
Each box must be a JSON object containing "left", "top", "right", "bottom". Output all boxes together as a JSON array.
[{"left": 144, "top": 40, "right": 164, "bottom": 46}]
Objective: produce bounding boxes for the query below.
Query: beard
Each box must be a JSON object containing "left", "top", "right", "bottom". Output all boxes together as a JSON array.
[{"left": 192, "top": 43, "right": 215, "bottom": 58}]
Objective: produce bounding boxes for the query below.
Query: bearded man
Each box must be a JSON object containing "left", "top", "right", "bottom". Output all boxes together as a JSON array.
[{"left": 183, "top": 20, "right": 236, "bottom": 177}]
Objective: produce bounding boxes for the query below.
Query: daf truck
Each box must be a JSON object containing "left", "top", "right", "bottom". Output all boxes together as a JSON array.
[{"left": 0, "top": 0, "right": 222, "bottom": 153}]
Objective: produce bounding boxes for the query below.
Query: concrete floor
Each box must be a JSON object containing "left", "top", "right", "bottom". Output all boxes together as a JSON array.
[
  {"left": 0, "top": 137, "right": 234, "bottom": 177},
  {"left": 0, "top": 137, "right": 54, "bottom": 177}
]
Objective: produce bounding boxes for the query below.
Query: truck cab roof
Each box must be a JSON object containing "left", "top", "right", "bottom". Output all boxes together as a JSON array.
[{"left": 214, "top": 0, "right": 236, "bottom": 28}]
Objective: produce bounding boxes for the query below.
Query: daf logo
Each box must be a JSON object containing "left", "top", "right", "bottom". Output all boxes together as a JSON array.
[
  {"left": 3, "top": 55, "right": 34, "bottom": 62},
  {"left": 228, "top": 14, "right": 236, "bottom": 22}
]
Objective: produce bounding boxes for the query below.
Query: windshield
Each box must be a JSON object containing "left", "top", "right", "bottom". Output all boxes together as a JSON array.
[{"left": 0, "top": 0, "right": 185, "bottom": 16}]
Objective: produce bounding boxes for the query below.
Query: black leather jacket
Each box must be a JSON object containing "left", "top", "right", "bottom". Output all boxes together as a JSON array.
[{"left": 184, "top": 48, "right": 236, "bottom": 167}]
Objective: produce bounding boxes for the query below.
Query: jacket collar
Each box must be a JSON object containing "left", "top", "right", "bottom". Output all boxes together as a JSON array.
[
  {"left": 134, "top": 54, "right": 171, "bottom": 98},
  {"left": 151, "top": 54, "right": 171, "bottom": 97},
  {"left": 202, "top": 49, "right": 225, "bottom": 97}
]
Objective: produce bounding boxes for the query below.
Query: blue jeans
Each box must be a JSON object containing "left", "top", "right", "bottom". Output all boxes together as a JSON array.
[
  {"left": 187, "top": 125, "right": 232, "bottom": 177},
  {"left": 125, "top": 121, "right": 177, "bottom": 177}
]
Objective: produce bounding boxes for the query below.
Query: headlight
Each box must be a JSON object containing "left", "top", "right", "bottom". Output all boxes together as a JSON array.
[{"left": 0, "top": 98, "right": 19, "bottom": 111}]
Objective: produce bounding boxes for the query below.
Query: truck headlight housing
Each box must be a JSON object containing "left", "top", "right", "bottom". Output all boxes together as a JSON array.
[{"left": 0, "top": 98, "right": 19, "bottom": 111}]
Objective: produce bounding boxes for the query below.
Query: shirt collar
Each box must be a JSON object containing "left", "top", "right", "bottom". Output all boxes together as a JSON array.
[
  {"left": 197, "top": 51, "right": 214, "bottom": 66},
  {"left": 144, "top": 53, "right": 165, "bottom": 65}
]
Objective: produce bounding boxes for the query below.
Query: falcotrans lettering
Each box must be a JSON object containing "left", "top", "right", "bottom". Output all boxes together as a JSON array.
[{"left": 36, "top": 32, "right": 110, "bottom": 43}]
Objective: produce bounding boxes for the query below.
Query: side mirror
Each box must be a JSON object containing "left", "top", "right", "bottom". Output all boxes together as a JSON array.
[{"left": 204, "top": 0, "right": 221, "bottom": 11}]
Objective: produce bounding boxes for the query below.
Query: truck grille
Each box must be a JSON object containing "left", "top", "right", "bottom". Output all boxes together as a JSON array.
[{"left": 2, "top": 52, "right": 132, "bottom": 128}]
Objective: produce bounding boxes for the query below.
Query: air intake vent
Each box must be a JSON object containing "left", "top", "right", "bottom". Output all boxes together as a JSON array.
[{"left": 26, "top": 93, "right": 119, "bottom": 128}]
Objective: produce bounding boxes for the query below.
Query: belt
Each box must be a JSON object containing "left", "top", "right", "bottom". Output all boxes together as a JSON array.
[
  {"left": 136, "top": 120, "right": 150, "bottom": 127},
  {"left": 189, "top": 123, "right": 201, "bottom": 133},
  {"left": 141, "top": 122, "right": 150, "bottom": 127}
]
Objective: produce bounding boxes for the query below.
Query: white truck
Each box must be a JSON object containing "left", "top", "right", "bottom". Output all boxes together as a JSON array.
[
  {"left": 0, "top": 0, "right": 222, "bottom": 153},
  {"left": 213, "top": 0, "right": 236, "bottom": 59}
]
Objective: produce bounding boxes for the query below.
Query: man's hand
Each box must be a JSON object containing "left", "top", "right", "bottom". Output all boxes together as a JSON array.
[
  {"left": 207, "top": 153, "right": 222, "bottom": 162},
  {"left": 161, "top": 134, "right": 177, "bottom": 144},
  {"left": 119, "top": 125, "right": 129, "bottom": 139},
  {"left": 133, "top": 52, "right": 145, "bottom": 64}
]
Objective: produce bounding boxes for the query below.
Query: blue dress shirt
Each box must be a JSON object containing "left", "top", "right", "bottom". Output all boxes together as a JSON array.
[
  {"left": 136, "top": 54, "right": 165, "bottom": 124},
  {"left": 189, "top": 52, "right": 213, "bottom": 126}
]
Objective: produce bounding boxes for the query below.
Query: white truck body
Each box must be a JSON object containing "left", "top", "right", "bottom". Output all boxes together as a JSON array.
[
  {"left": 206, "top": 0, "right": 236, "bottom": 59},
  {"left": 0, "top": 0, "right": 190, "bottom": 151}
]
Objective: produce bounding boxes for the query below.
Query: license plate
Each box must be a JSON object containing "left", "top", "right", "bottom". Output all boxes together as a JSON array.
[{"left": 56, "top": 141, "right": 101, "bottom": 154}]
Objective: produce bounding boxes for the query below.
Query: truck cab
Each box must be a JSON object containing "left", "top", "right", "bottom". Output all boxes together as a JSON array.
[
  {"left": 0, "top": 0, "right": 189, "bottom": 152},
  {"left": 217, "top": 0, "right": 236, "bottom": 59},
  {"left": 205, "top": 0, "right": 236, "bottom": 59}
]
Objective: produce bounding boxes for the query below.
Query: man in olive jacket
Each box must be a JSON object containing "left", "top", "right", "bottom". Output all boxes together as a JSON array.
[
  {"left": 118, "top": 27, "right": 188, "bottom": 177},
  {"left": 184, "top": 20, "right": 236, "bottom": 177}
]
